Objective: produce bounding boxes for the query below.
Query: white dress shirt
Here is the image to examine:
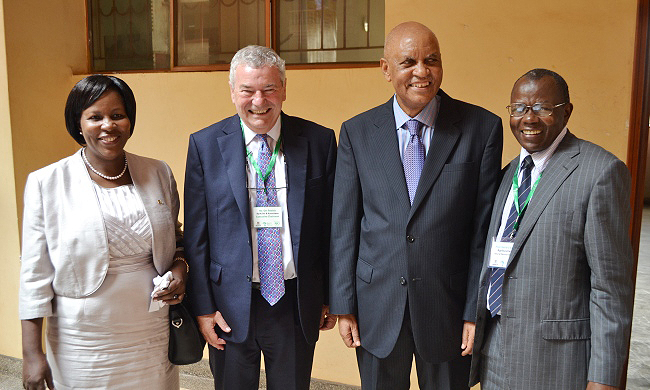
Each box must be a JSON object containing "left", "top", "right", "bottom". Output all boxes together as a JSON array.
[
  {"left": 242, "top": 117, "right": 296, "bottom": 282},
  {"left": 487, "top": 126, "right": 569, "bottom": 313}
]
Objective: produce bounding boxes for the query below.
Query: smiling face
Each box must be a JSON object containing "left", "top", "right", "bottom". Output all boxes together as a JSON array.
[
  {"left": 510, "top": 76, "right": 573, "bottom": 153},
  {"left": 380, "top": 22, "right": 443, "bottom": 117},
  {"left": 230, "top": 64, "right": 286, "bottom": 134},
  {"left": 80, "top": 89, "right": 131, "bottom": 166}
]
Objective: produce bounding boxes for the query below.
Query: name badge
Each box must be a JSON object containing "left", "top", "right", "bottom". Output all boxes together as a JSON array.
[
  {"left": 253, "top": 206, "right": 283, "bottom": 228},
  {"left": 488, "top": 238, "right": 513, "bottom": 269}
]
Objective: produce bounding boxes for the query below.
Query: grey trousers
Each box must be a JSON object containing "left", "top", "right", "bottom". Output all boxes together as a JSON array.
[{"left": 479, "top": 316, "right": 508, "bottom": 390}]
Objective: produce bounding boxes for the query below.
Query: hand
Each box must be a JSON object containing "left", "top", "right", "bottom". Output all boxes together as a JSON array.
[
  {"left": 197, "top": 311, "right": 231, "bottom": 350},
  {"left": 319, "top": 305, "right": 337, "bottom": 331},
  {"left": 461, "top": 321, "right": 475, "bottom": 356},
  {"left": 153, "top": 260, "right": 187, "bottom": 305},
  {"left": 338, "top": 314, "right": 361, "bottom": 348},
  {"left": 22, "top": 351, "right": 54, "bottom": 390},
  {"left": 586, "top": 382, "right": 619, "bottom": 390}
]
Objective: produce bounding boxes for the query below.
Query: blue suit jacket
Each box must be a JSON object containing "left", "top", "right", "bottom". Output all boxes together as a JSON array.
[{"left": 184, "top": 112, "right": 336, "bottom": 345}]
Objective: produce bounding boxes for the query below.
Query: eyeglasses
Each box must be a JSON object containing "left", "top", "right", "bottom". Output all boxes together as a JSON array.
[{"left": 506, "top": 102, "right": 568, "bottom": 117}]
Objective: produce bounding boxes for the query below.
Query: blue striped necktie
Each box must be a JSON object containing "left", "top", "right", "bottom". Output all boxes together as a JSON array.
[
  {"left": 488, "top": 155, "right": 533, "bottom": 317},
  {"left": 256, "top": 134, "right": 285, "bottom": 305}
]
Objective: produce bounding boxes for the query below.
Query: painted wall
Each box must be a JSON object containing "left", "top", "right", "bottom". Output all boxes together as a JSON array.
[
  {"left": 1, "top": 0, "right": 638, "bottom": 387},
  {"left": 387, "top": 1, "right": 637, "bottom": 163},
  {"left": 0, "top": 0, "right": 22, "bottom": 359}
]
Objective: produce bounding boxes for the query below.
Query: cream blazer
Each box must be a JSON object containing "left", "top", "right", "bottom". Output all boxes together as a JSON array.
[{"left": 19, "top": 149, "right": 182, "bottom": 320}]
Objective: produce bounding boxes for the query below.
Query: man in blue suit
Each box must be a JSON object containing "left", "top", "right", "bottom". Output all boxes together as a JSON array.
[{"left": 184, "top": 45, "right": 337, "bottom": 390}]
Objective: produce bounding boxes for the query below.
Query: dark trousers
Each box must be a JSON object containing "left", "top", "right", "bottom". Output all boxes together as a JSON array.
[
  {"left": 208, "top": 279, "right": 315, "bottom": 390},
  {"left": 356, "top": 306, "right": 471, "bottom": 390}
]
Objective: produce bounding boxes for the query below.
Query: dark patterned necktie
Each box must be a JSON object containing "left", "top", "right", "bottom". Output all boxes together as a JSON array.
[
  {"left": 256, "top": 134, "right": 284, "bottom": 305},
  {"left": 402, "top": 119, "right": 425, "bottom": 204},
  {"left": 488, "top": 155, "right": 533, "bottom": 317}
]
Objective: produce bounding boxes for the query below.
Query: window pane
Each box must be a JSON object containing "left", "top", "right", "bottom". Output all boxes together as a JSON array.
[
  {"left": 276, "top": 0, "right": 384, "bottom": 64},
  {"left": 89, "top": 0, "right": 170, "bottom": 71},
  {"left": 176, "top": 0, "right": 265, "bottom": 67}
]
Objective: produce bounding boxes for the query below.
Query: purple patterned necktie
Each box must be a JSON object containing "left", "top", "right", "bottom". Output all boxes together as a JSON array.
[
  {"left": 488, "top": 156, "right": 534, "bottom": 317},
  {"left": 256, "top": 134, "right": 285, "bottom": 305},
  {"left": 403, "top": 119, "right": 425, "bottom": 204}
]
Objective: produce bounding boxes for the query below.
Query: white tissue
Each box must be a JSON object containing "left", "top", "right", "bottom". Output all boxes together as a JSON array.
[{"left": 149, "top": 271, "right": 174, "bottom": 312}]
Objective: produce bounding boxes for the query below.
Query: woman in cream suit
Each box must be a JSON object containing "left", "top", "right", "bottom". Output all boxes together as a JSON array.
[{"left": 19, "top": 75, "right": 186, "bottom": 390}]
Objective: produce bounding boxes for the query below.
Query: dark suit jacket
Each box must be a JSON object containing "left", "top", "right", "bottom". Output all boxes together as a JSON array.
[
  {"left": 470, "top": 133, "right": 634, "bottom": 389},
  {"left": 329, "top": 90, "right": 503, "bottom": 362},
  {"left": 184, "top": 112, "right": 336, "bottom": 345}
]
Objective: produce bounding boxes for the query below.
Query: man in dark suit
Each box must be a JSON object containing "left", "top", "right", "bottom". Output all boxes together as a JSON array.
[
  {"left": 184, "top": 45, "right": 337, "bottom": 390},
  {"left": 470, "top": 69, "right": 634, "bottom": 390},
  {"left": 329, "top": 21, "right": 503, "bottom": 389}
]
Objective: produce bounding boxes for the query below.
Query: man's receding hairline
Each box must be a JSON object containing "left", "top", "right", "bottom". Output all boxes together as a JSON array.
[{"left": 383, "top": 22, "right": 437, "bottom": 58}]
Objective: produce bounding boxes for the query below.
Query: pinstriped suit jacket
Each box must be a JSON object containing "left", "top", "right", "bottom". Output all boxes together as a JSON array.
[
  {"left": 329, "top": 91, "right": 503, "bottom": 362},
  {"left": 470, "top": 132, "right": 634, "bottom": 389}
]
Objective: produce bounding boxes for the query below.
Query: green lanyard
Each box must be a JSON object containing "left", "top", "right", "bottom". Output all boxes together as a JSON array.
[
  {"left": 511, "top": 159, "right": 542, "bottom": 233},
  {"left": 242, "top": 121, "right": 282, "bottom": 184}
]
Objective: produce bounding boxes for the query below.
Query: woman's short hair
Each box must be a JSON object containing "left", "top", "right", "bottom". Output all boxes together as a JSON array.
[{"left": 65, "top": 75, "right": 136, "bottom": 145}]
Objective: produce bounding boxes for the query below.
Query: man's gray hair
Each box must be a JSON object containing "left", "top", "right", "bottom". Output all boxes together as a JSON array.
[{"left": 229, "top": 45, "right": 286, "bottom": 87}]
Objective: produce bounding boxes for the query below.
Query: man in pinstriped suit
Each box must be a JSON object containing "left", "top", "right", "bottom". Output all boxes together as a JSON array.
[
  {"left": 329, "top": 22, "right": 503, "bottom": 389},
  {"left": 470, "top": 69, "right": 634, "bottom": 390}
]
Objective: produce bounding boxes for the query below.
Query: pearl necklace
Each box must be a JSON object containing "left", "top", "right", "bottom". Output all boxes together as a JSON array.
[{"left": 81, "top": 148, "right": 128, "bottom": 180}]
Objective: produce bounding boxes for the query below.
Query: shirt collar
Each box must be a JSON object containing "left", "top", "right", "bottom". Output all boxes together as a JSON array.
[
  {"left": 519, "top": 126, "right": 569, "bottom": 171},
  {"left": 242, "top": 115, "right": 282, "bottom": 146},
  {"left": 392, "top": 94, "right": 440, "bottom": 130}
]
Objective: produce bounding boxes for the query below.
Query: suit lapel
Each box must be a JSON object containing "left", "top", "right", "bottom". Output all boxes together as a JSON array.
[
  {"left": 507, "top": 133, "right": 580, "bottom": 266},
  {"left": 127, "top": 152, "right": 165, "bottom": 273},
  {"left": 127, "top": 152, "right": 155, "bottom": 253},
  {"left": 489, "top": 163, "right": 517, "bottom": 243},
  {"left": 282, "top": 114, "right": 307, "bottom": 263},
  {"left": 217, "top": 115, "right": 250, "bottom": 230},
  {"left": 478, "top": 162, "right": 517, "bottom": 283},
  {"left": 409, "top": 92, "right": 460, "bottom": 220},
  {"left": 370, "top": 99, "right": 411, "bottom": 206}
]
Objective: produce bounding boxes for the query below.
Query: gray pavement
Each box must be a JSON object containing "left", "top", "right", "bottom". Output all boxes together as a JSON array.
[{"left": 0, "top": 353, "right": 358, "bottom": 389}]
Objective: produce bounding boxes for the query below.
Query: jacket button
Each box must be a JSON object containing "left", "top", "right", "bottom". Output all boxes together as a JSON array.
[
  {"left": 246, "top": 275, "right": 252, "bottom": 282},
  {"left": 406, "top": 235, "right": 415, "bottom": 243},
  {"left": 400, "top": 277, "right": 407, "bottom": 285}
]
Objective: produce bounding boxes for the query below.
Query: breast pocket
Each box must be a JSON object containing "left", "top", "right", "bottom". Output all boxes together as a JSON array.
[{"left": 441, "top": 161, "right": 474, "bottom": 173}]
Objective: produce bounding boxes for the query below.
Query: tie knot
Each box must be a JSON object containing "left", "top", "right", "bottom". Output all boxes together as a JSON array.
[
  {"left": 256, "top": 133, "right": 270, "bottom": 149},
  {"left": 405, "top": 119, "right": 422, "bottom": 136},
  {"left": 521, "top": 155, "right": 534, "bottom": 171}
]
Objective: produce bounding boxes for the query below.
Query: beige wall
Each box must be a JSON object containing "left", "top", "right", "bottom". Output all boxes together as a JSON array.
[
  {"left": 385, "top": 1, "right": 637, "bottom": 163},
  {"left": 0, "top": 0, "right": 22, "bottom": 359},
  {"left": 1, "top": 0, "right": 638, "bottom": 387}
]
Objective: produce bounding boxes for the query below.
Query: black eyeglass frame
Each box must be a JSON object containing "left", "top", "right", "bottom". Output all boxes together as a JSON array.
[{"left": 506, "top": 102, "right": 568, "bottom": 117}]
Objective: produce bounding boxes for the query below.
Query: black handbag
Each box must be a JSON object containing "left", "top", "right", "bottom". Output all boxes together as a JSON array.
[{"left": 168, "top": 301, "right": 206, "bottom": 365}]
